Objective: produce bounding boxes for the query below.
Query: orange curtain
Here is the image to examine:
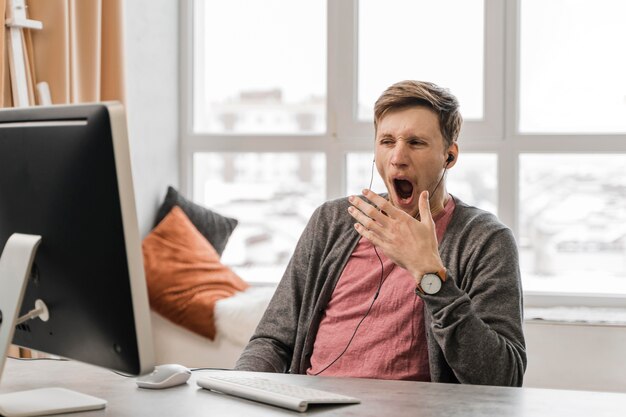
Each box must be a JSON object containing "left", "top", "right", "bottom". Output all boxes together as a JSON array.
[{"left": 0, "top": 0, "right": 124, "bottom": 107}]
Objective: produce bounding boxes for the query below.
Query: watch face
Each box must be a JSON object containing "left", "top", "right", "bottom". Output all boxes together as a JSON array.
[{"left": 421, "top": 273, "right": 442, "bottom": 294}]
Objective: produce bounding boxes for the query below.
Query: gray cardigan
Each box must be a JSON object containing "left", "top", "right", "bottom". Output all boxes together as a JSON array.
[{"left": 235, "top": 196, "right": 527, "bottom": 387}]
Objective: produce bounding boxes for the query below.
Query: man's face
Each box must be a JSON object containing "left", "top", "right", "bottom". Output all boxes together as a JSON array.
[{"left": 375, "top": 106, "right": 451, "bottom": 218}]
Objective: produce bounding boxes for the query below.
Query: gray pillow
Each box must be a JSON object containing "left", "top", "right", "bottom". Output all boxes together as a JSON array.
[{"left": 154, "top": 186, "right": 238, "bottom": 256}]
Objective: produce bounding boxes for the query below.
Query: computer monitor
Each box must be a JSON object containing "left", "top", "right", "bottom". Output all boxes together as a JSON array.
[{"left": 0, "top": 103, "right": 154, "bottom": 416}]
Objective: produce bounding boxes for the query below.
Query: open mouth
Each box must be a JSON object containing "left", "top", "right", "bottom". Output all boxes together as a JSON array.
[{"left": 393, "top": 179, "right": 414, "bottom": 202}]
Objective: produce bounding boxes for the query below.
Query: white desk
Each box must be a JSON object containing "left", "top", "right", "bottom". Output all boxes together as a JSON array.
[{"left": 1, "top": 358, "right": 626, "bottom": 416}]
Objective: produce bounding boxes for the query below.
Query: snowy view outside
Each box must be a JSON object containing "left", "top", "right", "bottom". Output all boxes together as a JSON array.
[
  {"left": 194, "top": 152, "right": 626, "bottom": 293},
  {"left": 358, "top": 0, "right": 484, "bottom": 121},
  {"left": 519, "top": 155, "right": 626, "bottom": 294},
  {"left": 193, "top": 0, "right": 484, "bottom": 133},
  {"left": 517, "top": 0, "right": 626, "bottom": 294},
  {"left": 193, "top": 0, "right": 326, "bottom": 134},
  {"left": 193, "top": 153, "right": 326, "bottom": 283},
  {"left": 519, "top": 0, "right": 626, "bottom": 133},
  {"left": 194, "top": 153, "right": 498, "bottom": 284},
  {"left": 191, "top": 0, "right": 626, "bottom": 294}
]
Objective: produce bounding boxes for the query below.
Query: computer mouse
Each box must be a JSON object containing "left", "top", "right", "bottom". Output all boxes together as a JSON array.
[{"left": 136, "top": 364, "right": 192, "bottom": 389}]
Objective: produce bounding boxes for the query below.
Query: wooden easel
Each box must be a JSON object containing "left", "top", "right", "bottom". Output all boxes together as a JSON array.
[{"left": 5, "top": 0, "right": 44, "bottom": 107}]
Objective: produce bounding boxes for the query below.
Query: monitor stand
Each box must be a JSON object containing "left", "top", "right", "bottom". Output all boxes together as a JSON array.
[{"left": 0, "top": 233, "right": 106, "bottom": 417}]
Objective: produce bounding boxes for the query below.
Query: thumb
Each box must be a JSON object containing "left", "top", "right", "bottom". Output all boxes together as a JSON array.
[{"left": 418, "top": 190, "right": 434, "bottom": 225}]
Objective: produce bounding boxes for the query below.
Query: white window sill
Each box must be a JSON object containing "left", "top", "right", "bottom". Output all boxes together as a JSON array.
[
  {"left": 231, "top": 265, "right": 282, "bottom": 287},
  {"left": 525, "top": 307, "right": 626, "bottom": 326}
]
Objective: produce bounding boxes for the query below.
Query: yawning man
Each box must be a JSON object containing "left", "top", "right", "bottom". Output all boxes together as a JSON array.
[{"left": 236, "top": 80, "right": 527, "bottom": 387}]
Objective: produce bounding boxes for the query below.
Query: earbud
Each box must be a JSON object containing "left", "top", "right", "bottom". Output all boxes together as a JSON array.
[{"left": 446, "top": 154, "right": 454, "bottom": 163}]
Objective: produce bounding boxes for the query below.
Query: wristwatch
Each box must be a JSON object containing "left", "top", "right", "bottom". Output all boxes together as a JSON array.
[{"left": 415, "top": 268, "right": 447, "bottom": 295}]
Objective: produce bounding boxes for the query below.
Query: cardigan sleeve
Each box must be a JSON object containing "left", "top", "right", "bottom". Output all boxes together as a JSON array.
[
  {"left": 234, "top": 206, "right": 322, "bottom": 373},
  {"left": 421, "top": 224, "right": 527, "bottom": 387}
]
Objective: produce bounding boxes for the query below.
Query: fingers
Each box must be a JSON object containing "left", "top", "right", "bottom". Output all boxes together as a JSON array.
[
  {"left": 348, "top": 190, "right": 395, "bottom": 240},
  {"left": 348, "top": 191, "right": 393, "bottom": 225},
  {"left": 348, "top": 203, "right": 383, "bottom": 231},
  {"left": 353, "top": 222, "right": 381, "bottom": 246},
  {"left": 361, "top": 189, "right": 394, "bottom": 215}
]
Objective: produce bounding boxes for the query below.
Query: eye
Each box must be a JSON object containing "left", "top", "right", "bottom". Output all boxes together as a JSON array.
[{"left": 378, "top": 137, "right": 394, "bottom": 145}]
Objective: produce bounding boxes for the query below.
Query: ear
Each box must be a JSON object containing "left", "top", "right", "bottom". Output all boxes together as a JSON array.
[{"left": 444, "top": 143, "right": 459, "bottom": 168}]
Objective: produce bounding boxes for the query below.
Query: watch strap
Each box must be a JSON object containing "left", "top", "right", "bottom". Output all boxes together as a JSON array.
[{"left": 435, "top": 267, "right": 447, "bottom": 282}]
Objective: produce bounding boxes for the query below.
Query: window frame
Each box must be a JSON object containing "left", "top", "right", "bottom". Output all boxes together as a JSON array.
[
  {"left": 504, "top": 0, "right": 626, "bottom": 307},
  {"left": 180, "top": 0, "right": 626, "bottom": 307}
]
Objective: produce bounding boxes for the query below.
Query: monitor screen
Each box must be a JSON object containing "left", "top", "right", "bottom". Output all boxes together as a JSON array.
[{"left": 0, "top": 103, "right": 154, "bottom": 376}]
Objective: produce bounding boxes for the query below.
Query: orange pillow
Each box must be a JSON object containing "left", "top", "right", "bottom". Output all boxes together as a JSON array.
[{"left": 142, "top": 206, "right": 249, "bottom": 340}]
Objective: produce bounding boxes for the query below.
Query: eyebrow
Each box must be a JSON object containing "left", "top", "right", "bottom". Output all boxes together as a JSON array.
[{"left": 377, "top": 133, "right": 431, "bottom": 142}]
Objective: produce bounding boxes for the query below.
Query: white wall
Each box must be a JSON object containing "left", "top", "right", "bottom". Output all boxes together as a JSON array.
[
  {"left": 523, "top": 321, "right": 626, "bottom": 393},
  {"left": 124, "top": 0, "right": 179, "bottom": 236}
]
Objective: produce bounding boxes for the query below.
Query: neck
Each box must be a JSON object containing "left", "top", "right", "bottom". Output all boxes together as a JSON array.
[
  {"left": 429, "top": 189, "right": 449, "bottom": 218},
  {"left": 413, "top": 189, "right": 448, "bottom": 221}
]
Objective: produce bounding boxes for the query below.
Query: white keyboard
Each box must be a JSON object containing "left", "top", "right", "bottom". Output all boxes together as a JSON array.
[{"left": 196, "top": 373, "right": 361, "bottom": 412}]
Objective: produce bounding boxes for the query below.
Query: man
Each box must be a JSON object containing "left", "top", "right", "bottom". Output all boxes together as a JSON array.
[{"left": 235, "top": 80, "right": 526, "bottom": 386}]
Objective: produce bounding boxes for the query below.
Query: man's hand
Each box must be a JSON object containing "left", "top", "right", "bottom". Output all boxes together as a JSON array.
[{"left": 348, "top": 189, "right": 445, "bottom": 285}]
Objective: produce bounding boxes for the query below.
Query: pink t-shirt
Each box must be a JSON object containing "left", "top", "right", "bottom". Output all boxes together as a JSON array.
[{"left": 307, "top": 197, "right": 456, "bottom": 380}]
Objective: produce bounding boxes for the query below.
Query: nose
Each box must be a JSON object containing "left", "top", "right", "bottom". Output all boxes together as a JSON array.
[{"left": 390, "top": 141, "right": 410, "bottom": 167}]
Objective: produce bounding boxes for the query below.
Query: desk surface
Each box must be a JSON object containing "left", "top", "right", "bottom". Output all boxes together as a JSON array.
[{"left": 2, "top": 358, "right": 626, "bottom": 416}]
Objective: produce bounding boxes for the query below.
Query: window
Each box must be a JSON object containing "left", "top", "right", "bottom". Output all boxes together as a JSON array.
[
  {"left": 193, "top": 0, "right": 326, "bottom": 134},
  {"left": 358, "top": 0, "right": 485, "bottom": 121},
  {"left": 182, "top": 0, "right": 626, "bottom": 304},
  {"left": 515, "top": 0, "right": 626, "bottom": 302},
  {"left": 193, "top": 152, "right": 325, "bottom": 283},
  {"left": 519, "top": 0, "right": 626, "bottom": 133},
  {"left": 519, "top": 154, "right": 626, "bottom": 295}
]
